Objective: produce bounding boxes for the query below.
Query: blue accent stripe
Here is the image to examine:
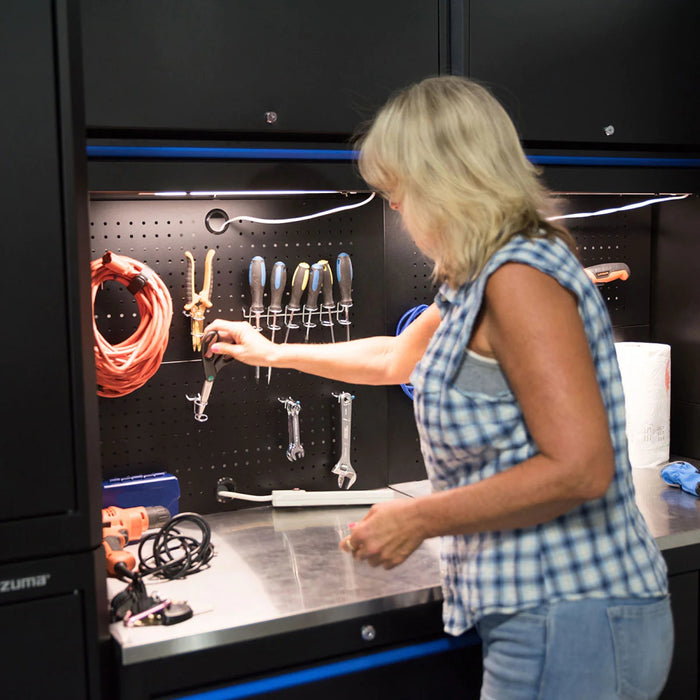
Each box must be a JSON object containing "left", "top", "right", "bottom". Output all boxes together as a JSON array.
[
  {"left": 87, "top": 145, "right": 700, "bottom": 169},
  {"left": 172, "top": 635, "right": 476, "bottom": 700},
  {"left": 86, "top": 145, "right": 359, "bottom": 161},
  {"left": 528, "top": 155, "right": 700, "bottom": 168}
]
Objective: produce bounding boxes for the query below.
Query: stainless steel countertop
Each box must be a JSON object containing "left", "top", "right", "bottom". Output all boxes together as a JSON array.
[
  {"left": 108, "top": 495, "right": 443, "bottom": 664},
  {"left": 109, "top": 462, "right": 700, "bottom": 665},
  {"left": 631, "top": 462, "right": 700, "bottom": 550}
]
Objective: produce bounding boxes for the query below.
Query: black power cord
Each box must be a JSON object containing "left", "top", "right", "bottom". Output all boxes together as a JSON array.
[{"left": 137, "top": 512, "right": 215, "bottom": 580}]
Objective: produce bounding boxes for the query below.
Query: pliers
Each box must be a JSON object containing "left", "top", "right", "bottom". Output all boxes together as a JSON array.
[
  {"left": 186, "top": 330, "right": 233, "bottom": 422},
  {"left": 183, "top": 249, "right": 216, "bottom": 351}
]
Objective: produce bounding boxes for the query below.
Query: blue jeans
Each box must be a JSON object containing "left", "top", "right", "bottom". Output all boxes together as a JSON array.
[{"left": 475, "top": 596, "right": 673, "bottom": 700}]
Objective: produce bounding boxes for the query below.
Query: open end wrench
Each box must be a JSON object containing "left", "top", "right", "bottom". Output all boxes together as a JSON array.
[
  {"left": 332, "top": 392, "right": 356, "bottom": 489},
  {"left": 280, "top": 398, "right": 305, "bottom": 462}
]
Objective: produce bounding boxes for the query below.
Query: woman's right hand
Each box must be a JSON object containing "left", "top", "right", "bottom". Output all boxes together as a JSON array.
[{"left": 203, "top": 319, "right": 278, "bottom": 368}]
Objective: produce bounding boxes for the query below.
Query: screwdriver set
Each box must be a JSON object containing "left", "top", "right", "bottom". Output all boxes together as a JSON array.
[{"left": 241, "top": 253, "right": 354, "bottom": 357}]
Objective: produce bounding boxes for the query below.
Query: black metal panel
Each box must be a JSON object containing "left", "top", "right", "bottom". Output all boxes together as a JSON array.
[
  {"left": 538, "top": 162, "right": 700, "bottom": 201},
  {"left": 384, "top": 205, "right": 438, "bottom": 484},
  {"left": 115, "top": 599, "right": 480, "bottom": 700},
  {"left": 661, "top": 571, "right": 698, "bottom": 699},
  {"left": 0, "top": 0, "right": 73, "bottom": 521},
  {"left": 653, "top": 195, "right": 700, "bottom": 458},
  {"left": 565, "top": 195, "right": 652, "bottom": 331},
  {"left": 88, "top": 155, "right": 367, "bottom": 194},
  {"left": 468, "top": 0, "right": 700, "bottom": 147},
  {"left": 90, "top": 196, "right": 390, "bottom": 511},
  {"left": 0, "top": 548, "right": 107, "bottom": 700},
  {"left": 0, "top": 0, "right": 101, "bottom": 559},
  {"left": 81, "top": 0, "right": 443, "bottom": 138}
]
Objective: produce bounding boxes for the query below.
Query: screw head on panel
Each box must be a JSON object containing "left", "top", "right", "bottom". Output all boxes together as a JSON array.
[
  {"left": 361, "top": 624, "right": 376, "bottom": 641},
  {"left": 265, "top": 111, "right": 278, "bottom": 125},
  {"left": 603, "top": 124, "right": 615, "bottom": 136}
]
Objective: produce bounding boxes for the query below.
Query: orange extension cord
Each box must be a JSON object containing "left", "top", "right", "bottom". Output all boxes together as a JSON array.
[{"left": 91, "top": 251, "right": 173, "bottom": 398}]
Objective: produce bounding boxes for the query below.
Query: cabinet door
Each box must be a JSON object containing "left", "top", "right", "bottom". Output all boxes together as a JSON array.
[
  {"left": 468, "top": 0, "right": 700, "bottom": 147},
  {"left": 82, "top": 0, "right": 443, "bottom": 137},
  {"left": 0, "top": 0, "right": 99, "bottom": 559}
]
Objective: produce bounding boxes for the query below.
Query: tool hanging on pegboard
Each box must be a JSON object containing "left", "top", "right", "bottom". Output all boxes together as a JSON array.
[
  {"left": 248, "top": 255, "right": 266, "bottom": 384},
  {"left": 183, "top": 249, "right": 215, "bottom": 351},
  {"left": 280, "top": 397, "right": 304, "bottom": 462},
  {"left": 267, "top": 261, "right": 287, "bottom": 384},
  {"left": 584, "top": 262, "right": 631, "bottom": 285},
  {"left": 332, "top": 391, "right": 357, "bottom": 489},
  {"left": 303, "top": 263, "right": 324, "bottom": 342},
  {"left": 336, "top": 252, "right": 353, "bottom": 341},
  {"left": 91, "top": 251, "right": 173, "bottom": 398},
  {"left": 186, "top": 329, "right": 233, "bottom": 422},
  {"left": 282, "top": 262, "right": 310, "bottom": 343}
]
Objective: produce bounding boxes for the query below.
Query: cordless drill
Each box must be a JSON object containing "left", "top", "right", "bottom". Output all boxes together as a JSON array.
[{"left": 102, "top": 505, "right": 171, "bottom": 577}]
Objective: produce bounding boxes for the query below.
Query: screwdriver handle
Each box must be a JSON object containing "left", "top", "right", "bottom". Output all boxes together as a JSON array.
[
  {"left": 336, "top": 253, "right": 353, "bottom": 307},
  {"left": 249, "top": 256, "right": 266, "bottom": 314},
  {"left": 269, "top": 261, "right": 287, "bottom": 313},
  {"left": 306, "top": 263, "right": 323, "bottom": 312},
  {"left": 319, "top": 259, "right": 334, "bottom": 309},
  {"left": 288, "top": 262, "right": 310, "bottom": 312}
]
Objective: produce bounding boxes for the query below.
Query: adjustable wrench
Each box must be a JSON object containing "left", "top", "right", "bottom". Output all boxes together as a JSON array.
[
  {"left": 332, "top": 392, "right": 356, "bottom": 489},
  {"left": 280, "top": 398, "right": 305, "bottom": 461}
]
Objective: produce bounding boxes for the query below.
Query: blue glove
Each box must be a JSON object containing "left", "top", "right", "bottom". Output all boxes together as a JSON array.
[{"left": 661, "top": 461, "right": 700, "bottom": 496}]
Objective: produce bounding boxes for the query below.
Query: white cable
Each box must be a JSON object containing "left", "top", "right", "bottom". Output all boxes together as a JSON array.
[
  {"left": 223, "top": 192, "right": 376, "bottom": 226},
  {"left": 548, "top": 194, "right": 689, "bottom": 221},
  {"left": 216, "top": 190, "right": 688, "bottom": 229},
  {"left": 217, "top": 490, "right": 272, "bottom": 502}
]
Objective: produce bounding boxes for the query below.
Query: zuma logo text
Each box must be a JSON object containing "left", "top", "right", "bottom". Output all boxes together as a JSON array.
[{"left": 0, "top": 574, "right": 51, "bottom": 593}]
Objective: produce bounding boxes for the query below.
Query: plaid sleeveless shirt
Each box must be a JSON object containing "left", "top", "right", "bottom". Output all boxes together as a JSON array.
[{"left": 410, "top": 234, "right": 668, "bottom": 635}]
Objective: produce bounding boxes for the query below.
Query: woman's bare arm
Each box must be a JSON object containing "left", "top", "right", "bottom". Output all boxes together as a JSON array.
[{"left": 204, "top": 303, "right": 442, "bottom": 385}]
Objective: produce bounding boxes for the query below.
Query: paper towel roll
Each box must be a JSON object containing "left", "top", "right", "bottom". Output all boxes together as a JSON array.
[{"left": 615, "top": 342, "right": 671, "bottom": 469}]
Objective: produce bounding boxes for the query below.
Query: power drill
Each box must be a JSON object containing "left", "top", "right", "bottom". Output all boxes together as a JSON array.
[{"left": 102, "top": 505, "right": 171, "bottom": 577}]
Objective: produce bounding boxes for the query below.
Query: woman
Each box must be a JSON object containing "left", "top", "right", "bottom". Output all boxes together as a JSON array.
[{"left": 205, "top": 76, "right": 672, "bottom": 699}]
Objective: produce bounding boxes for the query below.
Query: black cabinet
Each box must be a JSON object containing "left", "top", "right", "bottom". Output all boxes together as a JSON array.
[
  {"left": 81, "top": 0, "right": 446, "bottom": 138},
  {"left": 467, "top": 0, "right": 700, "bottom": 148},
  {"left": 0, "top": 0, "right": 100, "bottom": 557},
  {"left": 0, "top": 550, "right": 107, "bottom": 700}
]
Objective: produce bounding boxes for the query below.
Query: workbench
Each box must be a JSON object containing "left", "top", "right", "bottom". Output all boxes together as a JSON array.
[{"left": 106, "top": 463, "right": 700, "bottom": 700}]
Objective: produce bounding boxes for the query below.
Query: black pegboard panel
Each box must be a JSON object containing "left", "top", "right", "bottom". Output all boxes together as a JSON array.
[
  {"left": 91, "top": 193, "right": 655, "bottom": 507},
  {"left": 384, "top": 204, "right": 438, "bottom": 485},
  {"left": 561, "top": 194, "right": 652, "bottom": 330},
  {"left": 90, "top": 195, "right": 389, "bottom": 512}
]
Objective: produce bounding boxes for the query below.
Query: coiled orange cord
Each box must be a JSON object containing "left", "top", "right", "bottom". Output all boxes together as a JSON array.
[{"left": 91, "top": 252, "right": 173, "bottom": 398}]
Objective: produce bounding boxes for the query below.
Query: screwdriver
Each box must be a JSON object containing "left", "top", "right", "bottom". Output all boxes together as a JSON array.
[
  {"left": 248, "top": 255, "right": 266, "bottom": 383},
  {"left": 283, "top": 262, "right": 310, "bottom": 344},
  {"left": 318, "top": 259, "right": 335, "bottom": 343},
  {"left": 336, "top": 252, "right": 353, "bottom": 342},
  {"left": 304, "top": 262, "right": 324, "bottom": 342},
  {"left": 267, "top": 261, "right": 287, "bottom": 384}
]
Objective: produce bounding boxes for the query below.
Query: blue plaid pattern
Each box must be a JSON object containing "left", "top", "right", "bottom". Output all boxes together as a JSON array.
[{"left": 411, "top": 234, "right": 668, "bottom": 635}]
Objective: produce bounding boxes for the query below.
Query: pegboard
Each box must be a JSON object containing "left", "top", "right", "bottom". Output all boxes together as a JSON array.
[
  {"left": 90, "top": 195, "right": 388, "bottom": 512},
  {"left": 561, "top": 194, "right": 652, "bottom": 329},
  {"left": 91, "top": 193, "right": 654, "bottom": 509}
]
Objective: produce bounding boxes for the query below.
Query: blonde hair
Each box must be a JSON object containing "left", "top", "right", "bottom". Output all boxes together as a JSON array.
[{"left": 357, "top": 76, "right": 576, "bottom": 287}]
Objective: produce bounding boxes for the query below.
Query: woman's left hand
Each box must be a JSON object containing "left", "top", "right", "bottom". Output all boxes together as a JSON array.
[{"left": 340, "top": 499, "right": 425, "bottom": 569}]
